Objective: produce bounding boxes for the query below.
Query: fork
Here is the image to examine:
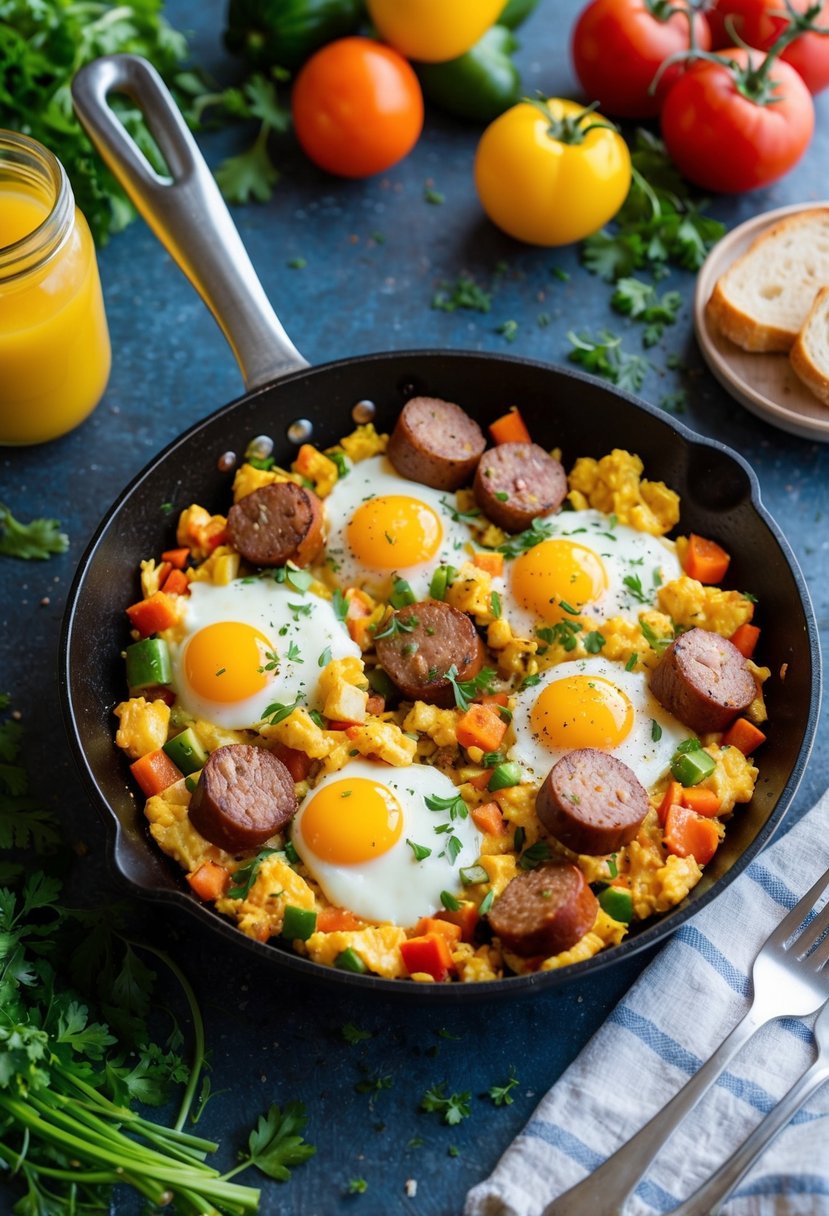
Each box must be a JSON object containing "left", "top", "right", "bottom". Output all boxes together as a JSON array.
[
  {"left": 666, "top": 994, "right": 829, "bottom": 1216},
  {"left": 542, "top": 865, "right": 829, "bottom": 1216}
]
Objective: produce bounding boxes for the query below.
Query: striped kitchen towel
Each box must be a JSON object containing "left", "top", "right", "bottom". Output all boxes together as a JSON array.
[{"left": 465, "top": 787, "right": 829, "bottom": 1216}]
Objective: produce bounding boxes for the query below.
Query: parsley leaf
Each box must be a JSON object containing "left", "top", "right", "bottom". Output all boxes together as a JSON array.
[
  {"left": 421, "top": 1083, "right": 471, "bottom": 1125},
  {"left": 498, "top": 516, "right": 555, "bottom": 559},
  {"left": 567, "top": 329, "right": 650, "bottom": 393},
  {"left": 0, "top": 504, "right": 68, "bottom": 560},
  {"left": 342, "top": 1022, "right": 373, "bottom": 1044},
  {"left": 432, "top": 274, "right": 492, "bottom": 313},
  {"left": 240, "top": 1101, "right": 316, "bottom": 1182},
  {"left": 487, "top": 1069, "right": 520, "bottom": 1106},
  {"left": 611, "top": 277, "right": 682, "bottom": 346},
  {"left": 444, "top": 665, "right": 497, "bottom": 712}
]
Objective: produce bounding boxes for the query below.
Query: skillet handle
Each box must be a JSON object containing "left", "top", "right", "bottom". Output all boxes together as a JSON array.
[{"left": 72, "top": 54, "right": 308, "bottom": 391}]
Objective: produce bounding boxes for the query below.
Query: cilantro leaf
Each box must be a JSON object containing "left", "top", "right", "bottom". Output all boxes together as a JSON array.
[
  {"left": 242, "top": 1101, "right": 316, "bottom": 1182},
  {"left": 566, "top": 329, "right": 650, "bottom": 393},
  {"left": 444, "top": 665, "right": 497, "bottom": 712},
  {"left": 487, "top": 1069, "right": 520, "bottom": 1106},
  {"left": 432, "top": 274, "right": 492, "bottom": 313},
  {"left": 0, "top": 504, "right": 68, "bottom": 560}
]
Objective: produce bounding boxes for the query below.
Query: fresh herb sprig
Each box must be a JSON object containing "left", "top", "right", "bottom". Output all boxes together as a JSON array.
[
  {"left": 0, "top": 504, "right": 68, "bottom": 561},
  {"left": 567, "top": 329, "right": 650, "bottom": 392}
]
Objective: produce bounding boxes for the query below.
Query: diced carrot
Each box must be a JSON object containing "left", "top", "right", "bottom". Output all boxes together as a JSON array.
[
  {"left": 415, "top": 916, "right": 462, "bottom": 945},
  {"left": 657, "top": 779, "right": 682, "bottom": 826},
  {"left": 682, "top": 533, "right": 731, "bottom": 584},
  {"left": 478, "top": 691, "right": 510, "bottom": 708},
  {"left": 155, "top": 561, "right": 172, "bottom": 588},
  {"left": 436, "top": 903, "right": 479, "bottom": 942},
  {"left": 400, "top": 932, "right": 455, "bottom": 982},
  {"left": 126, "top": 591, "right": 179, "bottom": 638},
  {"left": 680, "top": 787, "right": 721, "bottom": 817},
  {"left": 663, "top": 803, "right": 720, "bottom": 865},
  {"left": 471, "top": 801, "right": 505, "bottom": 835},
  {"left": 161, "top": 547, "right": 190, "bottom": 569},
  {"left": 294, "top": 444, "right": 320, "bottom": 477},
  {"left": 317, "top": 906, "right": 365, "bottom": 933},
  {"left": 347, "top": 616, "right": 374, "bottom": 649},
  {"left": 489, "top": 407, "right": 532, "bottom": 445},
  {"left": 130, "top": 748, "right": 183, "bottom": 797},
  {"left": 721, "top": 717, "right": 767, "bottom": 755},
  {"left": 366, "top": 693, "right": 385, "bottom": 716},
  {"left": 730, "top": 622, "right": 761, "bottom": 658},
  {"left": 473, "top": 550, "right": 504, "bottom": 577},
  {"left": 270, "top": 742, "right": 314, "bottom": 782},
  {"left": 456, "top": 703, "right": 508, "bottom": 753},
  {"left": 187, "top": 861, "right": 230, "bottom": 902},
  {"left": 467, "top": 770, "right": 493, "bottom": 791},
  {"left": 160, "top": 568, "right": 189, "bottom": 596}
]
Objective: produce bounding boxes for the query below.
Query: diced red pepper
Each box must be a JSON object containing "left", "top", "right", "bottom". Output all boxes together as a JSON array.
[
  {"left": 400, "top": 932, "right": 455, "bottom": 981},
  {"left": 126, "top": 591, "right": 178, "bottom": 638}
]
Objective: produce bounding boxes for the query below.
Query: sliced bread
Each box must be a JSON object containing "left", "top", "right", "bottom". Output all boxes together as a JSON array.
[
  {"left": 706, "top": 208, "right": 829, "bottom": 353},
  {"left": 790, "top": 285, "right": 829, "bottom": 406}
]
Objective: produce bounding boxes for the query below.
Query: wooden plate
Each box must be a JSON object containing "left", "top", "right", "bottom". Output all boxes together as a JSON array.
[{"left": 693, "top": 202, "right": 829, "bottom": 443}]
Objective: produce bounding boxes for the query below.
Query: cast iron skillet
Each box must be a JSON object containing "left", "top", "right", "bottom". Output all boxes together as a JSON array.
[{"left": 62, "top": 55, "right": 821, "bottom": 999}]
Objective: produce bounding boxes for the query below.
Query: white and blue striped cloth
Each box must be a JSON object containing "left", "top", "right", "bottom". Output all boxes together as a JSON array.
[{"left": 465, "top": 789, "right": 829, "bottom": 1216}]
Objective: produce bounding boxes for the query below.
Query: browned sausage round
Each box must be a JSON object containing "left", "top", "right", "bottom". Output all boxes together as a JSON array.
[
  {"left": 488, "top": 862, "right": 599, "bottom": 958},
  {"left": 386, "top": 396, "right": 486, "bottom": 491},
  {"left": 188, "top": 744, "right": 297, "bottom": 852},
  {"left": 650, "top": 627, "right": 755, "bottom": 734},
  {"left": 536, "top": 749, "right": 649, "bottom": 856},
  {"left": 473, "top": 442, "right": 567, "bottom": 532},
  {"left": 375, "top": 599, "right": 486, "bottom": 707},
  {"left": 227, "top": 482, "right": 324, "bottom": 568}
]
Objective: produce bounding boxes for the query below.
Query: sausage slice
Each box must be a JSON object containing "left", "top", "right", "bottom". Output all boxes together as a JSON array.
[
  {"left": 386, "top": 396, "right": 486, "bottom": 491},
  {"left": 488, "top": 862, "right": 599, "bottom": 958},
  {"left": 227, "top": 482, "right": 324, "bottom": 567},
  {"left": 650, "top": 627, "right": 755, "bottom": 734},
  {"left": 473, "top": 442, "right": 567, "bottom": 532},
  {"left": 375, "top": 599, "right": 486, "bottom": 707},
  {"left": 536, "top": 749, "right": 649, "bottom": 856},
  {"left": 188, "top": 744, "right": 297, "bottom": 852}
]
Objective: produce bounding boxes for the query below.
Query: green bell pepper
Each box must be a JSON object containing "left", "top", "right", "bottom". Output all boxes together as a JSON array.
[
  {"left": 225, "top": 0, "right": 364, "bottom": 71},
  {"left": 498, "top": 0, "right": 540, "bottom": 29},
  {"left": 417, "top": 26, "right": 521, "bottom": 124},
  {"left": 163, "top": 727, "right": 209, "bottom": 776},
  {"left": 125, "top": 637, "right": 171, "bottom": 691}
]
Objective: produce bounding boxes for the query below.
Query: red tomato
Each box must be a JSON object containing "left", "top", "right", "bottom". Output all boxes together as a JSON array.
[
  {"left": 708, "top": 0, "right": 829, "bottom": 94},
  {"left": 571, "top": 0, "right": 711, "bottom": 118},
  {"left": 660, "top": 49, "right": 815, "bottom": 192},
  {"left": 291, "top": 37, "right": 424, "bottom": 178}
]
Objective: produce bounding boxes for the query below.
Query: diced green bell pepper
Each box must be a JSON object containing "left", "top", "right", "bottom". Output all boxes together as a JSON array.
[
  {"left": 488, "top": 760, "right": 522, "bottom": 791},
  {"left": 163, "top": 727, "right": 209, "bottom": 775},
  {"left": 598, "top": 886, "right": 633, "bottom": 924},
  {"left": 670, "top": 741, "right": 716, "bottom": 786},
  {"left": 280, "top": 904, "right": 317, "bottom": 941},
  {"left": 125, "top": 637, "right": 171, "bottom": 690},
  {"left": 334, "top": 947, "right": 367, "bottom": 974}
]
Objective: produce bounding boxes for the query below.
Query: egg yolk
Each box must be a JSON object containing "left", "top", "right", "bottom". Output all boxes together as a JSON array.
[
  {"left": 300, "top": 776, "right": 403, "bottom": 864},
  {"left": 512, "top": 538, "right": 608, "bottom": 622},
  {"left": 531, "top": 674, "right": 634, "bottom": 751},
  {"left": 347, "top": 495, "right": 442, "bottom": 570},
  {"left": 184, "top": 621, "right": 272, "bottom": 704}
]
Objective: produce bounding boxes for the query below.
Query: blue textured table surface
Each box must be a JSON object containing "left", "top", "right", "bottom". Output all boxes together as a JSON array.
[{"left": 2, "top": 2, "right": 828, "bottom": 1212}]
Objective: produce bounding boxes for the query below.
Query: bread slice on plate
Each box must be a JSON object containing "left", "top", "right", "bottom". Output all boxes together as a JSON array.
[
  {"left": 790, "top": 285, "right": 829, "bottom": 406},
  {"left": 706, "top": 207, "right": 829, "bottom": 353}
]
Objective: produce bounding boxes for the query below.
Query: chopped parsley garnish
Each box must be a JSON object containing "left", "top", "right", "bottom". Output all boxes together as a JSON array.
[
  {"left": 332, "top": 588, "right": 348, "bottom": 622},
  {"left": 518, "top": 841, "right": 552, "bottom": 870},
  {"left": 261, "top": 698, "right": 301, "bottom": 725},
  {"left": 518, "top": 672, "right": 542, "bottom": 691},
  {"left": 342, "top": 1022, "right": 373, "bottom": 1044},
  {"left": 478, "top": 889, "right": 495, "bottom": 916},
  {"left": 373, "top": 612, "right": 416, "bottom": 640},
  {"left": 425, "top": 792, "right": 469, "bottom": 821},
  {"left": 431, "top": 274, "right": 492, "bottom": 314},
  {"left": 347, "top": 1178, "right": 368, "bottom": 1194},
  {"left": 258, "top": 649, "right": 280, "bottom": 673},
  {"left": 286, "top": 642, "right": 303, "bottom": 662},
  {"left": 651, "top": 719, "right": 663, "bottom": 742},
  {"left": 288, "top": 601, "right": 313, "bottom": 617},
  {"left": 625, "top": 653, "right": 638, "bottom": 671},
  {"left": 611, "top": 276, "right": 682, "bottom": 347},
  {"left": 389, "top": 576, "right": 416, "bottom": 608},
  {"left": 318, "top": 646, "right": 332, "bottom": 667},
  {"left": 440, "top": 890, "right": 461, "bottom": 912},
  {"left": 439, "top": 496, "right": 481, "bottom": 524},
  {"left": 498, "top": 515, "right": 556, "bottom": 559},
  {"left": 0, "top": 503, "right": 68, "bottom": 560},
  {"left": 227, "top": 848, "right": 282, "bottom": 900},
  {"left": 567, "top": 329, "right": 650, "bottom": 393},
  {"left": 424, "top": 186, "right": 445, "bottom": 205},
  {"left": 274, "top": 563, "right": 313, "bottom": 594},
  {"left": 421, "top": 1084, "right": 471, "bottom": 1125},
  {"left": 487, "top": 1070, "right": 520, "bottom": 1106},
  {"left": 237, "top": 1102, "right": 316, "bottom": 1181},
  {"left": 497, "top": 319, "right": 518, "bottom": 342},
  {"left": 623, "top": 573, "right": 651, "bottom": 604},
  {"left": 444, "top": 665, "right": 497, "bottom": 712},
  {"left": 584, "top": 630, "right": 606, "bottom": 654},
  {"left": 490, "top": 590, "right": 502, "bottom": 619},
  {"left": 640, "top": 619, "right": 673, "bottom": 653},
  {"left": 607, "top": 854, "right": 619, "bottom": 879},
  {"left": 407, "top": 839, "right": 432, "bottom": 861},
  {"left": 445, "top": 836, "right": 463, "bottom": 865}
]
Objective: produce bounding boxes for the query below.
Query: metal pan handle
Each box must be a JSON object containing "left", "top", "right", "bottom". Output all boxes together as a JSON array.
[{"left": 72, "top": 54, "right": 308, "bottom": 391}]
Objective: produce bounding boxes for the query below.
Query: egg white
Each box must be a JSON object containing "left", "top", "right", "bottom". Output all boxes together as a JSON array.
[
  {"left": 508, "top": 655, "right": 686, "bottom": 788},
  {"left": 292, "top": 759, "right": 483, "bottom": 927},
  {"left": 168, "top": 578, "right": 360, "bottom": 730},
  {"left": 495, "top": 508, "right": 681, "bottom": 639},
  {"left": 322, "top": 454, "right": 475, "bottom": 599}
]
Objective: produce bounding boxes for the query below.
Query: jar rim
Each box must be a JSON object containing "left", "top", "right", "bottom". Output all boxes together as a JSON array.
[{"left": 0, "top": 129, "right": 75, "bottom": 280}]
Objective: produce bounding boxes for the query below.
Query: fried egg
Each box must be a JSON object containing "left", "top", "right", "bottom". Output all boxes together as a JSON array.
[
  {"left": 498, "top": 509, "right": 681, "bottom": 638},
  {"left": 168, "top": 578, "right": 360, "bottom": 730},
  {"left": 508, "top": 656, "right": 686, "bottom": 787},
  {"left": 322, "top": 454, "right": 475, "bottom": 599},
  {"left": 292, "top": 759, "right": 482, "bottom": 926}
]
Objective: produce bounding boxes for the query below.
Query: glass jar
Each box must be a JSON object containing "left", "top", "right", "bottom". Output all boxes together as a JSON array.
[{"left": 0, "top": 130, "right": 111, "bottom": 445}]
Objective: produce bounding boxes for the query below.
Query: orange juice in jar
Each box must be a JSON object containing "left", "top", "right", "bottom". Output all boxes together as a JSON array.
[{"left": 0, "top": 131, "right": 111, "bottom": 445}]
